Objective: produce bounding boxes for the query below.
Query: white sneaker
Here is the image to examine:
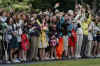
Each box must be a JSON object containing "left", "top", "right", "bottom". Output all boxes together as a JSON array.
[
  {"left": 15, "top": 59, "right": 21, "bottom": 63},
  {"left": 51, "top": 57, "right": 55, "bottom": 60},
  {"left": 6, "top": 61, "right": 11, "bottom": 64},
  {"left": 45, "top": 57, "right": 50, "bottom": 60},
  {"left": 12, "top": 59, "right": 20, "bottom": 63},
  {"left": 68, "top": 56, "right": 71, "bottom": 59},
  {"left": 12, "top": 59, "right": 16, "bottom": 63},
  {"left": 20, "top": 58, "right": 24, "bottom": 61},
  {"left": 35, "top": 57, "right": 39, "bottom": 61},
  {"left": 77, "top": 55, "right": 81, "bottom": 58},
  {"left": 96, "top": 54, "right": 100, "bottom": 57}
]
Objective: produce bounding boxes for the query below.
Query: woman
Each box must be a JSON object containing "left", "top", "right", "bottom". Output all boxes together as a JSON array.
[
  {"left": 75, "top": 23, "right": 83, "bottom": 58},
  {"left": 39, "top": 17, "right": 48, "bottom": 60},
  {"left": 29, "top": 14, "right": 41, "bottom": 61},
  {"left": 96, "top": 22, "right": 100, "bottom": 57},
  {"left": 7, "top": 17, "right": 20, "bottom": 62}
]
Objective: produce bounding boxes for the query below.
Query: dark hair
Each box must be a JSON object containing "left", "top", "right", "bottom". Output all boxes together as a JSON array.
[
  {"left": 6, "top": 17, "right": 11, "bottom": 24},
  {"left": 92, "top": 18, "right": 96, "bottom": 22},
  {"left": 86, "top": 13, "right": 89, "bottom": 18},
  {"left": 77, "top": 23, "right": 81, "bottom": 28}
]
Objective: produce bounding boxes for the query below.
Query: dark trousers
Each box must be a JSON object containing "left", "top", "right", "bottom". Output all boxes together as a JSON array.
[
  {"left": 81, "top": 35, "right": 88, "bottom": 57},
  {"left": 0, "top": 40, "right": 2, "bottom": 59}
]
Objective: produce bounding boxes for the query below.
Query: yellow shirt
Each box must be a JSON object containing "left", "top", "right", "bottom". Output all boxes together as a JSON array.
[
  {"left": 81, "top": 22, "right": 89, "bottom": 35},
  {"left": 81, "top": 15, "right": 91, "bottom": 35}
]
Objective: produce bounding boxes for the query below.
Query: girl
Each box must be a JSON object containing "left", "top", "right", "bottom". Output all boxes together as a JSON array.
[
  {"left": 68, "top": 29, "right": 77, "bottom": 58},
  {"left": 21, "top": 32, "right": 30, "bottom": 61},
  {"left": 75, "top": 23, "right": 83, "bottom": 58},
  {"left": 96, "top": 22, "right": 100, "bottom": 57},
  {"left": 50, "top": 35, "right": 57, "bottom": 59},
  {"left": 6, "top": 17, "right": 20, "bottom": 63},
  {"left": 39, "top": 18, "right": 48, "bottom": 60}
]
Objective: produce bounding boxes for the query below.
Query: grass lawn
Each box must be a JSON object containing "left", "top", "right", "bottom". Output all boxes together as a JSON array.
[{"left": 16, "top": 59, "right": 100, "bottom": 66}]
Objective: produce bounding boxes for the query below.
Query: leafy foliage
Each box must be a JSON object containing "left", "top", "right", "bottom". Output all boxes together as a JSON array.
[{"left": 0, "top": 0, "right": 99, "bottom": 11}]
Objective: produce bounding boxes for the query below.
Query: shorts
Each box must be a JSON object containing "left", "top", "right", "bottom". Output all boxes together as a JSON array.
[
  {"left": 9, "top": 37, "right": 19, "bottom": 48},
  {"left": 96, "top": 35, "right": 100, "bottom": 42},
  {"left": 93, "top": 36, "right": 97, "bottom": 41},
  {"left": 45, "top": 46, "right": 51, "bottom": 52}
]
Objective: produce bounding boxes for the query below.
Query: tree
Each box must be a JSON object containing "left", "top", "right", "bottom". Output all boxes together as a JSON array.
[{"left": 0, "top": 0, "right": 99, "bottom": 12}]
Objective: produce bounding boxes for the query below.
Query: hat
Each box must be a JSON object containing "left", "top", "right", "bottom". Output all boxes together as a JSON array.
[
  {"left": 68, "top": 10, "right": 74, "bottom": 16},
  {"left": 43, "top": 11, "right": 49, "bottom": 15},
  {"left": 55, "top": 9, "right": 60, "bottom": 13}
]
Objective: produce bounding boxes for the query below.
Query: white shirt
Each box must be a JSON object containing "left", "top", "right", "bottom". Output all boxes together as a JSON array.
[
  {"left": 76, "top": 28, "right": 83, "bottom": 35},
  {"left": 88, "top": 22, "right": 94, "bottom": 40}
]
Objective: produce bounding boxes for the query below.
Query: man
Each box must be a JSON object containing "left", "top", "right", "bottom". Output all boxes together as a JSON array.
[
  {"left": 0, "top": 23, "right": 3, "bottom": 60},
  {"left": 81, "top": 14, "right": 91, "bottom": 57},
  {"left": 88, "top": 19, "right": 94, "bottom": 57},
  {"left": 29, "top": 14, "right": 41, "bottom": 61}
]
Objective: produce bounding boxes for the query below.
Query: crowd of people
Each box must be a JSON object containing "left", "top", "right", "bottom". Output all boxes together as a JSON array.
[{"left": 0, "top": 4, "right": 100, "bottom": 63}]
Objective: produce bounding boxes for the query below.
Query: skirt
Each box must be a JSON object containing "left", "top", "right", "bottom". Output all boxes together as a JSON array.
[
  {"left": 96, "top": 35, "right": 100, "bottom": 42},
  {"left": 9, "top": 37, "right": 19, "bottom": 48},
  {"left": 38, "top": 31, "right": 48, "bottom": 48},
  {"left": 56, "top": 37, "right": 64, "bottom": 59},
  {"left": 68, "top": 29, "right": 77, "bottom": 48}
]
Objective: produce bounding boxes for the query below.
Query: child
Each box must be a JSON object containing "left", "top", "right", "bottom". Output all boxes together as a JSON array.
[
  {"left": 50, "top": 35, "right": 57, "bottom": 59},
  {"left": 21, "top": 32, "right": 30, "bottom": 61},
  {"left": 96, "top": 31, "right": 100, "bottom": 57},
  {"left": 75, "top": 23, "right": 83, "bottom": 58},
  {"left": 68, "top": 29, "right": 77, "bottom": 58}
]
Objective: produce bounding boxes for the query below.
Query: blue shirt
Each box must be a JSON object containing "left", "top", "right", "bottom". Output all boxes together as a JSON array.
[{"left": 67, "top": 24, "right": 73, "bottom": 36}]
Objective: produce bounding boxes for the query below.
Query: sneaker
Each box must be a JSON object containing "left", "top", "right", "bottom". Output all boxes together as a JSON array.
[
  {"left": 35, "top": 57, "right": 39, "bottom": 61},
  {"left": 7, "top": 61, "right": 11, "bottom": 64},
  {"left": 76, "top": 55, "right": 81, "bottom": 58},
  {"left": 11, "top": 59, "right": 16, "bottom": 63},
  {"left": 68, "top": 56, "right": 71, "bottom": 59},
  {"left": 96, "top": 54, "right": 100, "bottom": 58},
  {"left": 12, "top": 59, "right": 21, "bottom": 63},
  {"left": 19, "top": 58, "right": 24, "bottom": 62},
  {"left": 45, "top": 57, "right": 50, "bottom": 60},
  {"left": 40, "top": 58, "right": 45, "bottom": 61},
  {"left": 51, "top": 57, "right": 55, "bottom": 60},
  {"left": 23, "top": 58, "right": 27, "bottom": 61},
  {"left": 0, "top": 60, "right": 2, "bottom": 63},
  {"left": 32, "top": 57, "right": 39, "bottom": 61}
]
